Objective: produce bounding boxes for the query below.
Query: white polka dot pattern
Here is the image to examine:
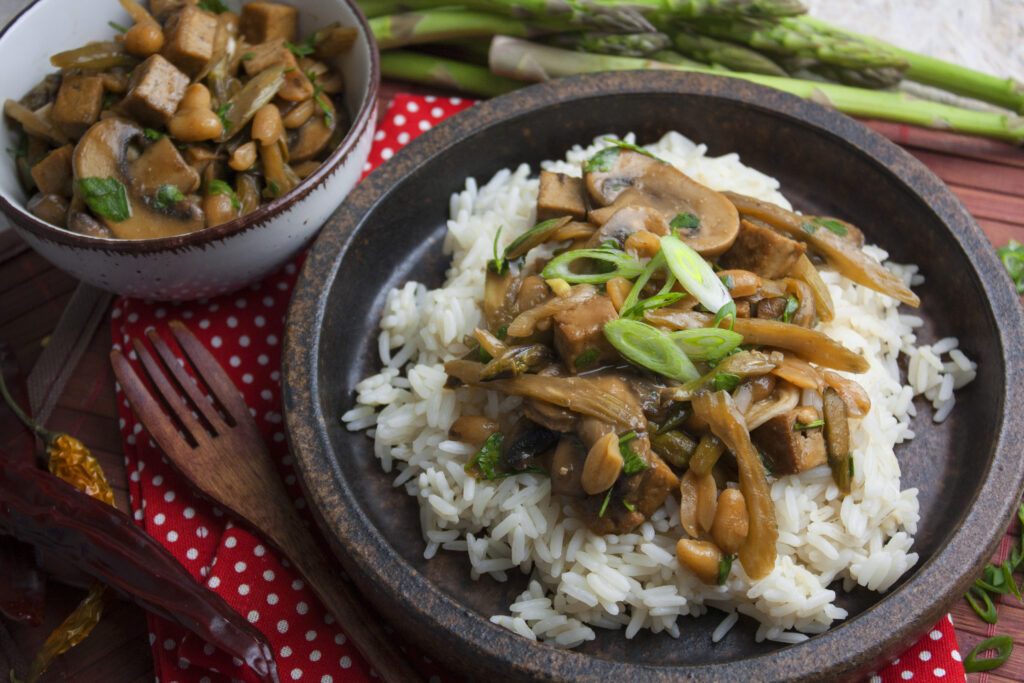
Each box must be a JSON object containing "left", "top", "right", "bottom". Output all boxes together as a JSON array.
[{"left": 110, "top": 93, "right": 963, "bottom": 683}]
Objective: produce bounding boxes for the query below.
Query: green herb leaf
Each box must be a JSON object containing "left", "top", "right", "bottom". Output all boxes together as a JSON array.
[
  {"left": 315, "top": 92, "right": 333, "bottom": 126},
  {"left": 598, "top": 488, "right": 613, "bottom": 517},
  {"left": 603, "top": 318, "right": 700, "bottom": 383},
  {"left": 78, "top": 177, "right": 130, "bottom": 222},
  {"left": 465, "top": 432, "right": 503, "bottom": 480},
  {"left": 108, "top": 20, "right": 128, "bottom": 33},
  {"left": 712, "top": 372, "right": 740, "bottom": 392},
  {"left": 488, "top": 226, "right": 506, "bottom": 274},
  {"left": 801, "top": 222, "right": 818, "bottom": 235},
  {"left": 574, "top": 348, "right": 599, "bottom": 369},
  {"left": 619, "top": 431, "right": 647, "bottom": 475},
  {"left": 670, "top": 212, "right": 700, "bottom": 231},
  {"left": 241, "top": 52, "right": 255, "bottom": 60},
  {"left": 793, "top": 419, "right": 824, "bottom": 430},
  {"left": 102, "top": 92, "right": 118, "bottom": 110},
  {"left": 781, "top": 295, "right": 799, "bottom": 323},
  {"left": 541, "top": 248, "right": 644, "bottom": 285},
  {"left": 848, "top": 456, "right": 854, "bottom": 480},
  {"left": 584, "top": 146, "right": 620, "bottom": 173},
  {"left": 601, "top": 137, "right": 665, "bottom": 164},
  {"left": 214, "top": 102, "right": 232, "bottom": 130},
  {"left": 496, "top": 325, "right": 508, "bottom": 340},
  {"left": 717, "top": 555, "right": 734, "bottom": 585},
  {"left": 668, "top": 328, "right": 743, "bottom": 362},
  {"left": 285, "top": 34, "right": 317, "bottom": 57},
  {"left": 207, "top": 179, "right": 240, "bottom": 211},
  {"left": 477, "top": 345, "right": 492, "bottom": 363},
  {"left": 998, "top": 240, "right": 1024, "bottom": 294},
  {"left": 153, "top": 184, "right": 185, "bottom": 210},
  {"left": 620, "top": 292, "right": 685, "bottom": 320},
  {"left": 143, "top": 128, "right": 165, "bottom": 141},
  {"left": 964, "top": 634, "right": 1013, "bottom": 673},
  {"left": 813, "top": 217, "right": 848, "bottom": 237},
  {"left": 198, "top": 0, "right": 230, "bottom": 13},
  {"left": 265, "top": 179, "right": 281, "bottom": 198}
]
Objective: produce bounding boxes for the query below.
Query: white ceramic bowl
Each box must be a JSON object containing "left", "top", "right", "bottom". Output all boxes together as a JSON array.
[{"left": 0, "top": 0, "right": 378, "bottom": 301}]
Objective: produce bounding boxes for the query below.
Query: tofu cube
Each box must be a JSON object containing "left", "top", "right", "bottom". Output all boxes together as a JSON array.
[
  {"left": 120, "top": 54, "right": 190, "bottom": 127},
  {"left": 128, "top": 137, "right": 201, "bottom": 196},
  {"left": 29, "top": 144, "right": 74, "bottom": 197},
  {"left": 537, "top": 170, "right": 587, "bottom": 221},
  {"left": 240, "top": 2, "right": 298, "bottom": 44},
  {"left": 50, "top": 76, "right": 105, "bottom": 139},
  {"left": 162, "top": 5, "right": 218, "bottom": 77},
  {"left": 553, "top": 295, "right": 620, "bottom": 373}
]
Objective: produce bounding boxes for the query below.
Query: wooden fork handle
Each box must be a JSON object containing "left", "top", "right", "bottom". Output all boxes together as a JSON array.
[{"left": 267, "top": 507, "right": 425, "bottom": 683}]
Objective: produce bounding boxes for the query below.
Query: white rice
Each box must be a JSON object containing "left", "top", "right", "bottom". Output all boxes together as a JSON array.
[{"left": 341, "top": 132, "right": 976, "bottom": 646}]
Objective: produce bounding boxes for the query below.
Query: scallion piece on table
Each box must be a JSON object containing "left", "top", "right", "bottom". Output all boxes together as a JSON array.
[
  {"left": 603, "top": 318, "right": 699, "bottom": 383},
  {"left": 966, "top": 584, "right": 998, "bottom": 624},
  {"left": 541, "top": 248, "right": 644, "bottom": 284},
  {"left": 667, "top": 327, "right": 743, "bottom": 361},
  {"left": 659, "top": 234, "right": 733, "bottom": 322},
  {"left": 964, "top": 634, "right": 1014, "bottom": 673}
]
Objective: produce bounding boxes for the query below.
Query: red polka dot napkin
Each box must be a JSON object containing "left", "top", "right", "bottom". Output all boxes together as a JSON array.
[{"left": 110, "top": 93, "right": 965, "bottom": 683}]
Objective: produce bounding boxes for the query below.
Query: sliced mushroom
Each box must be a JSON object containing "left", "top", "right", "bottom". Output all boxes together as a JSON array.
[
  {"left": 584, "top": 205, "right": 670, "bottom": 249},
  {"left": 584, "top": 149, "right": 739, "bottom": 256},
  {"left": 287, "top": 96, "right": 337, "bottom": 162},
  {"left": 72, "top": 117, "right": 204, "bottom": 239},
  {"left": 743, "top": 381, "right": 800, "bottom": 431}
]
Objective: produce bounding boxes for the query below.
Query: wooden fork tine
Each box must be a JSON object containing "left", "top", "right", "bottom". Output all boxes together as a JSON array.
[
  {"left": 111, "top": 348, "right": 196, "bottom": 455},
  {"left": 169, "top": 320, "right": 251, "bottom": 422},
  {"left": 129, "top": 337, "right": 206, "bottom": 442},
  {"left": 146, "top": 328, "right": 228, "bottom": 433}
]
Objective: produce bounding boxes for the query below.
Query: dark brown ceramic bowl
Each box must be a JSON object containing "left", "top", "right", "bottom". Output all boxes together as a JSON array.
[{"left": 283, "top": 71, "right": 1024, "bottom": 681}]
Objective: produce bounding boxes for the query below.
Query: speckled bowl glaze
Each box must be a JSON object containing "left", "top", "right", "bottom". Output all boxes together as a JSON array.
[
  {"left": 283, "top": 72, "right": 1024, "bottom": 681},
  {"left": 0, "top": 0, "right": 378, "bottom": 301}
]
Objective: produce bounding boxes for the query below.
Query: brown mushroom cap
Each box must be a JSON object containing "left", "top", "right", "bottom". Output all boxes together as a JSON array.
[
  {"left": 585, "top": 149, "right": 740, "bottom": 257},
  {"left": 72, "top": 117, "right": 204, "bottom": 239},
  {"left": 287, "top": 97, "right": 337, "bottom": 163}
]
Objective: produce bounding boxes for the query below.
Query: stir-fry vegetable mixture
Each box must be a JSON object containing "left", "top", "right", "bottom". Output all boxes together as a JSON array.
[
  {"left": 445, "top": 139, "right": 918, "bottom": 583},
  {"left": 4, "top": 0, "right": 356, "bottom": 239}
]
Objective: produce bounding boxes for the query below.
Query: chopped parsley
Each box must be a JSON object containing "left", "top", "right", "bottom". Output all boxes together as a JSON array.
[
  {"left": 78, "top": 177, "right": 130, "bottom": 221},
  {"left": 314, "top": 90, "right": 333, "bottom": 126},
  {"left": 465, "top": 432, "right": 503, "bottom": 480},
  {"left": 153, "top": 184, "right": 185, "bottom": 210},
  {"left": 574, "top": 348, "right": 599, "bottom": 368},
  {"left": 801, "top": 221, "right": 818, "bottom": 235},
  {"left": 198, "top": 0, "right": 230, "bottom": 13},
  {"left": 265, "top": 179, "right": 281, "bottom": 198},
  {"left": 584, "top": 147, "right": 619, "bottom": 173},
  {"left": 143, "top": 127, "right": 165, "bottom": 141},
  {"left": 598, "top": 487, "right": 613, "bottom": 517},
  {"left": 793, "top": 419, "right": 824, "bottom": 430},
  {"left": 241, "top": 52, "right": 255, "bottom": 60},
  {"left": 713, "top": 372, "right": 740, "bottom": 392},
  {"left": 670, "top": 212, "right": 700, "bottom": 231},
  {"left": 619, "top": 431, "right": 647, "bottom": 475},
  {"left": 601, "top": 137, "right": 665, "bottom": 163},
  {"left": 285, "top": 34, "right": 318, "bottom": 57},
  {"left": 717, "top": 555, "right": 734, "bottom": 585},
  {"left": 207, "top": 179, "right": 240, "bottom": 211},
  {"left": 802, "top": 217, "right": 848, "bottom": 237},
  {"left": 496, "top": 325, "right": 508, "bottom": 340},
  {"left": 108, "top": 20, "right": 128, "bottom": 33},
  {"left": 781, "top": 295, "right": 799, "bottom": 323}
]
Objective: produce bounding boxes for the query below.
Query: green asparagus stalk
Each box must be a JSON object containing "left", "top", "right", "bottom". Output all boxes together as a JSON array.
[
  {"left": 358, "top": 0, "right": 656, "bottom": 33},
  {"left": 369, "top": 10, "right": 558, "bottom": 50},
  {"left": 648, "top": 49, "right": 705, "bottom": 68},
  {"left": 799, "top": 16, "right": 1024, "bottom": 114},
  {"left": 546, "top": 31, "right": 672, "bottom": 57},
  {"left": 488, "top": 36, "right": 1024, "bottom": 143},
  {"left": 669, "top": 25, "right": 787, "bottom": 76},
  {"left": 380, "top": 49, "right": 524, "bottom": 96},
  {"left": 689, "top": 16, "right": 908, "bottom": 70},
  {"left": 793, "top": 61, "right": 905, "bottom": 90}
]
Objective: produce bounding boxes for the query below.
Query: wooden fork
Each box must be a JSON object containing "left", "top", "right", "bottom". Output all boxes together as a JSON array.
[{"left": 110, "top": 320, "right": 421, "bottom": 683}]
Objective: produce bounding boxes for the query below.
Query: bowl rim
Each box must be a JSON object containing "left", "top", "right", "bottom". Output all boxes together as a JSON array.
[
  {"left": 0, "top": 0, "right": 380, "bottom": 252},
  {"left": 283, "top": 70, "right": 1024, "bottom": 681}
]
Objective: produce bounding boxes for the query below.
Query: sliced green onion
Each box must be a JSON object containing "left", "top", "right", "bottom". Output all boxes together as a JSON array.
[
  {"left": 585, "top": 147, "right": 619, "bottom": 173},
  {"left": 781, "top": 295, "right": 799, "bottom": 323},
  {"left": 964, "top": 634, "right": 1013, "bottom": 673},
  {"left": 998, "top": 240, "right": 1024, "bottom": 294},
  {"left": 660, "top": 234, "right": 732, "bottom": 319},
  {"left": 717, "top": 555, "right": 734, "bottom": 585},
  {"left": 794, "top": 419, "right": 824, "bottom": 430},
  {"left": 488, "top": 226, "right": 506, "bottom": 274},
  {"left": 713, "top": 300, "right": 737, "bottom": 331},
  {"left": 621, "top": 499, "right": 636, "bottom": 512},
  {"left": 1003, "top": 560, "right": 1022, "bottom": 601},
  {"left": 108, "top": 20, "right": 128, "bottom": 33},
  {"left": 598, "top": 487, "right": 613, "bottom": 517},
  {"left": 504, "top": 216, "right": 569, "bottom": 260},
  {"left": 574, "top": 348, "right": 599, "bottom": 368},
  {"left": 620, "top": 252, "right": 665, "bottom": 314},
  {"left": 541, "top": 248, "right": 643, "bottom": 284},
  {"left": 966, "top": 584, "right": 998, "bottom": 623},
  {"left": 667, "top": 328, "right": 743, "bottom": 362},
  {"left": 713, "top": 372, "right": 741, "bottom": 392},
  {"left": 601, "top": 137, "right": 665, "bottom": 164},
  {"left": 620, "top": 292, "right": 685, "bottom": 320},
  {"left": 603, "top": 319, "right": 699, "bottom": 383},
  {"left": 619, "top": 431, "right": 647, "bottom": 475}
]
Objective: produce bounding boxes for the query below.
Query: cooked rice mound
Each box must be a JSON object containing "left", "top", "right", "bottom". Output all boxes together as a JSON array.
[{"left": 342, "top": 132, "right": 977, "bottom": 647}]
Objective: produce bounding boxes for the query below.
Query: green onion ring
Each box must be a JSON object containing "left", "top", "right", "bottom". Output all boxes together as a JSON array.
[
  {"left": 964, "top": 634, "right": 1013, "bottom": 673},
  {"left": 660, "top": 235, "right": 733, "bottom": 318},
  {"left": 603, "top": 318, "right": 699, "bottom": 383},
  {"left": 541, "top": 248, "right": 644, "bottom": 284},
  {"left": 668, "top": 328, "right": 743, "bottom": 361}
]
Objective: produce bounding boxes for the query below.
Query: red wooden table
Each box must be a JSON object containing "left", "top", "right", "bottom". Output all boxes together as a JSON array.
[{"left": 1, "top": 88, "right": 1023, "bottom": 681}]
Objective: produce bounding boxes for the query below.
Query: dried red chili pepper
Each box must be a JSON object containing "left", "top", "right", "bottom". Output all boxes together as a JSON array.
[{"left": 0, "top": 451, "right": 280, "bottom": 683}]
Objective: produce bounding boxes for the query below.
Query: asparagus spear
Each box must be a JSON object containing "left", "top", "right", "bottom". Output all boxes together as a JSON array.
[
  {"left": 689, "top": 16, "right": 908, "bottom": 70},
  {"left": 546, "top": 31, "right": 672, "bottom": 57},
  {"left": 379, "top": 49, "right": 524, "bottom": 96},
  {"left": 669, "top": 25, "right": 787, "bottom": 76},
  {"left": 369, "top": 10, "right": 557, "bottom": 49},
  {"left": 648, "top": 49, "right": 705, "bottom": 68},
  {"left": 798, "top": 16, "right": 1024, "bottom": 114},
  {"left": 488, "top": 36, "right": 1024, "bottom": 143}
]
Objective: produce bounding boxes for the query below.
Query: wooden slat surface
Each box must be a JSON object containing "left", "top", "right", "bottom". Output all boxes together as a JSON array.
[{"left": 0, "top": 95, "right": 1022, "bottom": 682}]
